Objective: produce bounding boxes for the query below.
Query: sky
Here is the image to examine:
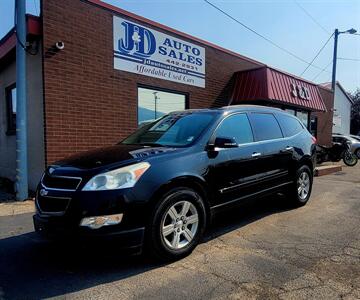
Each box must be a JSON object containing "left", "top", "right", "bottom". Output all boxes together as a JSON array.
[{"left": 0, "top": 0, "right": 359, "bottom": 93}]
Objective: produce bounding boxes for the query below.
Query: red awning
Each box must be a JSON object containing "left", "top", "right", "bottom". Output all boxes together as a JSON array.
[{"left": 230, "top": 67, "right": 327, "bottom": 112}]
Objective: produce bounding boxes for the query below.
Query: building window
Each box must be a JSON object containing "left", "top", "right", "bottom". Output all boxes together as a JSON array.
[
  {"left": 5, "top": 84, "right": 16, "bottom": 135},
  {"left": 284, "top": 108, "right": 296, "bottom": 115},
  {"left": 310, "top": 116, "right": 318, "bottom": 137},
  {"left": 296, "top": 111, "right": 309, "bottom": 129},
  {"left": 138, "top": 87, "right": 187, "bottom": 126}
]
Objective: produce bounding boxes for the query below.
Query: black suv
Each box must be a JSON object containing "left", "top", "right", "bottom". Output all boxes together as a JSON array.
[{"left": 34, "top": 105, "right": 316, "bottom": 260}]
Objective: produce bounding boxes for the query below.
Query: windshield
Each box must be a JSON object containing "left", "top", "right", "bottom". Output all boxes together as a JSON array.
[{"left": 122, "top": 112, "right": 215, "bottom": 147}]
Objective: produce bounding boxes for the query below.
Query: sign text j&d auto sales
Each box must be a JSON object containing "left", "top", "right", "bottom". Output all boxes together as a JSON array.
[{"left": 113, "top": 16, "right": 206, "bottom": 88}]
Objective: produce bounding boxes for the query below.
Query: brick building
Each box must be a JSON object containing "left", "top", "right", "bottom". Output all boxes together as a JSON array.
[{"left": 0, "top": 0, "right": 333, "bottom": 191}]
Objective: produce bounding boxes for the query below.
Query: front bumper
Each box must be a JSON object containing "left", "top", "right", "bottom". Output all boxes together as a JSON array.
[
  {"left": 33, "top": 182, "right": 149, "bottom": 249},
  {"left": 33, "top": 213, "right": 145, "bottom": 248}
]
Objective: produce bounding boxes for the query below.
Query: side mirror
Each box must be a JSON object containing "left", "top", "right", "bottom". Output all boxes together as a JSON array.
[{"left": 213, "top": 136, "right": 238, "bottom": 148}]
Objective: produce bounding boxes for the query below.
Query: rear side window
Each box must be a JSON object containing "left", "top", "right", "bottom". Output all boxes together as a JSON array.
[
  {"left": 249, "top": 113, "right": 283, "bottom": 141},
  {"left": 215, "top": 113, "right": 254, "bottom": 144},
  {"left": 276, "top": 114, "right": 304, "bottom": 137}
]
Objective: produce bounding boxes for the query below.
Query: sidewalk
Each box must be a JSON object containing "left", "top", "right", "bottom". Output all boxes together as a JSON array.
[
  {"left": 0, "top": 178, "right": 35, "bottom": 216},
  {"left": 0, "top": 190, "right": 35, "bottom": 217},
  {"left": 0, "top": 200, "right": 35, "bottom": 217}
]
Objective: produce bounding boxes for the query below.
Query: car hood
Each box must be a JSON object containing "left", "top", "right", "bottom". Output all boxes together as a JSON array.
[{"left": 54, "top": 144, "right": 179, "bottom": 169}]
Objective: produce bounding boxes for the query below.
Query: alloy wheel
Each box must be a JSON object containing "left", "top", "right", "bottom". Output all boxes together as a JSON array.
[
  {"left": 297, "top": 171, "right": 310, "bottom": 201},
  {"left": 161, "top": 200, "right": 199, "bottom": 250}
]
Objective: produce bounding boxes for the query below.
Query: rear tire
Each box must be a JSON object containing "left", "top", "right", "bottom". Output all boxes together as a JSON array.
[
  {"left": 146, "top": 187, "right": 206, "bottom": 261},
  {"left": 286, "top": 165, "right": 313, "bottom": 207}
]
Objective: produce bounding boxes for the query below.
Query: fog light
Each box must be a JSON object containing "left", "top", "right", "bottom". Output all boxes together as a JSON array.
[{"left": 80, "top": 213, "right": 123, "bottom": 229}]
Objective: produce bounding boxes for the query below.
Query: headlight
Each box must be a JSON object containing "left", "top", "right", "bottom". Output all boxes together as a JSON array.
[{"left": 82, "top": 162, "right": 150, "bottom": 191}]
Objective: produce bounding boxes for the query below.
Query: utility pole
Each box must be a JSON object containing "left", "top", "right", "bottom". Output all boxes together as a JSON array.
[
  {"left": 15, "top": 0, "right": 28, "bottom": 200},
  {"left": 331, "top": 28, "right": 357, "bottom": 91},
  {"left": 331, "top": 29, "right": 339, "bottom": 91}
]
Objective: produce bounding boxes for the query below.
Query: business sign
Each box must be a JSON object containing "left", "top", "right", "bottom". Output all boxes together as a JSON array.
[
  {"left": 113, "top": 16, "right": 205, "bottom": 88},
  {"left": 290, "top": 83, "right": 311, "bottom": 100}
]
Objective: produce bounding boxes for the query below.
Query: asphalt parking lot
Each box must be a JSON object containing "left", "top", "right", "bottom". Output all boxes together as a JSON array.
[{"left": 0, "top": 165, "right": 359, "bottom": 300}]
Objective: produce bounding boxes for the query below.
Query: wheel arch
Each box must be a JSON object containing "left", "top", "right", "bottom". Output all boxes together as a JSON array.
[
  {"left": 298, "top": 155, "right": 314, "bottom": 175},
  {"left": 147, "top": 175, "right": 213, "bottom": 226}
]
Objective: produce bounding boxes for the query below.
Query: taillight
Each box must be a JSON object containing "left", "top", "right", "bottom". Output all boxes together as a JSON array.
[{"left": 311, "top": 136, "right": 317, "bottom": 144}]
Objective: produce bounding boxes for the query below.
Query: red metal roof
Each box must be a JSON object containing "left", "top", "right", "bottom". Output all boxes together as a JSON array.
[
  {"left": 0, "top": 31, "right": 16, "bottom": 61},
  {"left": 231, "top": 67, "right": 327, "bottom": 112},
  {"left": 27, "top": 15, "right": 42, "bottom": 36}
]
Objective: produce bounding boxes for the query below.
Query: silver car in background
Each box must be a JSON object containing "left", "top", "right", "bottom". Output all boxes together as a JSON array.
[
  {"left": 333, "top": 134, "right": 360, "bottom": 158},
  {"left": 351, "top": 135, "right": 360, "bottom": 142}
]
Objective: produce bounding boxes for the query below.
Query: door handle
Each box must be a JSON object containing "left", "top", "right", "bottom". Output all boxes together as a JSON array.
[
  {"left": 280, "top": 146, "right": 293, "bottom": 153},
  {"left": 252, "top": 152, "right": 262, "bottom": 157}
]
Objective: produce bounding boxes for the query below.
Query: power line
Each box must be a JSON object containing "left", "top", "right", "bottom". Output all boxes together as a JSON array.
[
  {"left": 203, "top": 0, "right": 328, "bottom": 72},
  {"left": 300, "top": 33, "right": 334, "bottom": 76},
  {"left": 293, "top": 0, "right": 330, "bottom": 35},
  {"left": 338, "top": 57, "right": 360, "bottom": 62},
  {"left": 312, "top": 60, "right": 332, "bottom": 81}
]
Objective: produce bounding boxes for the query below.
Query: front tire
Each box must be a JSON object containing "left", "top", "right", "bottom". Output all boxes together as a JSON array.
[
  {"left": 146, "top": 187, "right": 206, "bottom": 261},
  {"left": 286, "top": 165, "right": 313, "bottom": 207},
  {"left": 343, "top": 151, "right": 358, "bottom": 166}
]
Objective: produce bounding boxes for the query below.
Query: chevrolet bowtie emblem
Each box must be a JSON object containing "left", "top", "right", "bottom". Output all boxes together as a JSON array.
[{"left": 40, "top": 189, "right": 48, "bottom": 197}]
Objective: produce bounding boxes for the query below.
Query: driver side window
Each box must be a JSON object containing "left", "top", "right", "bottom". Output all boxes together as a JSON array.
[{"left": 215, "top": 113, "right": 254, "bottom": 144}]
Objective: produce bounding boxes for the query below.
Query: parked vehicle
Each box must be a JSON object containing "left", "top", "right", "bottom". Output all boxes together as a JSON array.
[
  {"left": 333, "top": 134, "right": 360, "bottom": 159},
  {"left": 350, "top": 135, "right": 360, "bottom": 142},
  {"left": 316, "top": 140, "right": 358, "bottom": 167},
  {"left": 33, "top": 105, "right": 316, "bottom": 260}
]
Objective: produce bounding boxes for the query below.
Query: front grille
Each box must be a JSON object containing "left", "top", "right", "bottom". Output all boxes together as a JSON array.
[
  {"left": 42, "top": 173, "right": 81, "bottom": 191},
  {"left": 37, "top": 196, "right": 71, "bottom": 214}
]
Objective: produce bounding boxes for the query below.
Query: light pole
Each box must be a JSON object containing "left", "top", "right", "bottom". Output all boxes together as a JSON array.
[
  {"left": 153, "top": 92, "right": 159, "bottom": 119},
  {"left": 331, "top": 28, "right": 357, "bottom": 90}
]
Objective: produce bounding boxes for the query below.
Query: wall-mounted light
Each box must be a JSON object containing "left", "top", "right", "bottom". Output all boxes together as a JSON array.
[{"left": 55, "top": 41, "right": 65, "bottom": 50}]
